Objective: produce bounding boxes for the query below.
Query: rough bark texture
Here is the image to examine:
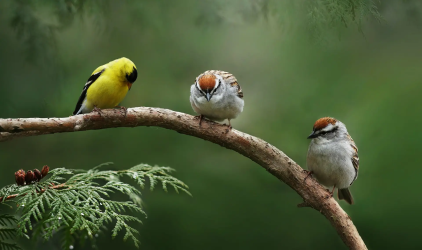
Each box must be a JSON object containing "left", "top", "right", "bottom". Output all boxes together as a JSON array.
[{"left": 0, "top": 107, "right": 367, "bottom": 249}]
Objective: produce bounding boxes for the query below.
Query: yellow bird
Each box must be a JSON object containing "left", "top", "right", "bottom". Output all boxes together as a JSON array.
[{"left": 73, "top": 57, "right": 138, "bottom": 115}]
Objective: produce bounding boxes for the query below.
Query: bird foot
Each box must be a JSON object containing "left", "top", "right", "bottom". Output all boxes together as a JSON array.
[
  {"left": 224, "top": 120, "right": 232, "bottom": 133},
  {"left": 325, "top": 192, "right": 334, "bottom": 199},
  {"left": 327, "top": 185, "right": 336, "bottom": 198},
  {"left": 116, "top": 106, "right": 128, "bottom": 117},
  {"left": 92, "top": 106, "right": 103, "bottom": 116},
  {"left": 304, "top": 170, "right": 313, "bottom": 183},
  {"left": 224, "top": 125, "right": 232, "bottom": 134},
  {"left": 195, "top": 115, "right": 204, "bottom": 127}
]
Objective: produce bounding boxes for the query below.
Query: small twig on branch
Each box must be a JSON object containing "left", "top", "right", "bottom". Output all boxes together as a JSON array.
[
  {"left": 0, "top": 183, "right": 67, "bottom": 202},
  {"left": 0, "top": 107, "right": 367, "bottom": 249}
]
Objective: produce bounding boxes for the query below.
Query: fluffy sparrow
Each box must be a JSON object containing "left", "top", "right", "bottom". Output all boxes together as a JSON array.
[
  {"left": 190, "top": 70, "right": 244, "bottom": 128},
  {"left": 306, "top": 117, "right": 359, "bottom": 204}
]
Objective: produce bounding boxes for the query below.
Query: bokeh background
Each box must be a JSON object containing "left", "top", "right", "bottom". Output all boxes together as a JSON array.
[{"left": 0, "top": 0, "right": 421, "bottom": 249}]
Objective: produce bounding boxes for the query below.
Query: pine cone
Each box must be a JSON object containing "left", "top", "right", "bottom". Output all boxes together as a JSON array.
[
  {"left": 33, "top": 169, "right": 42, "bottom": 182},
  {"left": 15, "top": 169, "right": 25, "bottom": 186},
  {"left": 41, "top": 165, "right": 49, "bottom": 178},
  {"left": 25, "top": 170, "right": 35, "bottom": 184}
]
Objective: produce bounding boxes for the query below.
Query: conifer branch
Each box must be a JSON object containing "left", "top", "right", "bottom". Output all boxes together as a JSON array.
[
  {"left": 0, "top": 215, "right": 20, "bottom": 250},
  {"left": 0, "top": 184, "right": 67, "bottom": 202},
  {"left": 0, "top": 163, "right": 189, "bottom": 249},
  {"left": 0, "top": 107, "right": 367, "bottom": 249}
]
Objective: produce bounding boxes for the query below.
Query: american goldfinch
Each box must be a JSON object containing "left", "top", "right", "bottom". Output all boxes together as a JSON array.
[{"left": 72, "top": 57, "right": 138, "bottom": 115}]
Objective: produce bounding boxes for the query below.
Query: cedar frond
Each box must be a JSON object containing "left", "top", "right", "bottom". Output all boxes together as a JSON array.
[{"left": 0, "top": 163, "right": 189, "bottom": 249}]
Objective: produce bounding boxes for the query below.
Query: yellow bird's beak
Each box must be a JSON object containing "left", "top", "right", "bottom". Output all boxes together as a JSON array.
[{"left": 127, "top": 82, "right": 133, "bottom": 90}]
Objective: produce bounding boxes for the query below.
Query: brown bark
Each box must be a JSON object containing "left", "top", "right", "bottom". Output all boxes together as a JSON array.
[{"left": 0, "top": 107, "right": 367, "bottom": 249}]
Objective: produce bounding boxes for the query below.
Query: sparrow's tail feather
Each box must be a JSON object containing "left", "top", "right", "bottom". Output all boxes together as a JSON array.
[{"left": 338, "top": 188, "right": 354, "bottom": 205}]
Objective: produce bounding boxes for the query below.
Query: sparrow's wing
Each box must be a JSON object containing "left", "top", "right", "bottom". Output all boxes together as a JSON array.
[
  {"left": 72, "top": 68, "right": 105, "bottom": 115},
  {"left": 347, "top": 134, "right": 359, "bottom": 185},
  {"left": 230, "top": 81, "right": 243, "bottom": 98}
]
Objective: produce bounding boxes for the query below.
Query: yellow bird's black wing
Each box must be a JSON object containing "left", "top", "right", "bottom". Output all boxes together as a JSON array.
[{"left": 72, "top": 69, "right": 105, "bottom": 115}]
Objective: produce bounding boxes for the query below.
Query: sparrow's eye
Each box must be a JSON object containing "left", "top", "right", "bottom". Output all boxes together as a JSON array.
[
  {"left": 319, "top": 127, "right": 338, "bottom": 136},
  {"left": 214, "top": 80, "right": 222, "bottom": 92}
]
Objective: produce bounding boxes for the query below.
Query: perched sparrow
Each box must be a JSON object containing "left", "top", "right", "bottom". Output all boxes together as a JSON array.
[
  {"left": 190, "top": 70, "right": 244, "bottom": 128},
  {"left": 306, "top": 117, "right": 359, "bottom": 205}
]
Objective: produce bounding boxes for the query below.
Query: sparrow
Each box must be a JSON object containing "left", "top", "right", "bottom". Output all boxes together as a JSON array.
[
  {"left": 73, "top": 57, "right": 138, "bottom": 115},
  {"left": 190, "top": 70, "right": 244, "bottom": 128},
  {"left": 306, "top": 117, "right": 359, "bottom": 204}
]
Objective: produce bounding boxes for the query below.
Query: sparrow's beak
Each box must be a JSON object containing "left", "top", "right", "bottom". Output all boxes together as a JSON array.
[
  {"left": 307, "top": 131, "right": 318, "bottom": 139},
  {"left": 206, "top": 92, "right": 211, "bottom": 102}
]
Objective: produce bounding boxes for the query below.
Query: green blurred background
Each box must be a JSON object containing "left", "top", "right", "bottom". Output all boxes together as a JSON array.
[{"left": 0, "top": 0, "right": 421, "bottom": 249}]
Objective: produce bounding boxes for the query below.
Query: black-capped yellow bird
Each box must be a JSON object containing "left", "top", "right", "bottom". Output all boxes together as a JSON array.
[{"left": 73, "top": 57, "right": 138, "bottom": 115}]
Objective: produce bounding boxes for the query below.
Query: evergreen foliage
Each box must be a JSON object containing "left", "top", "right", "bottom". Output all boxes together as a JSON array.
[
  {"left": 0, "top": 215, "right": 20, "bottom": 250},
  {"left": 5, "top": 0, "right": 385, "bottom": 63},
  {"left": 0, "top": 163, "right": 189, "bottom": 249},
  {"left": 198, "top": 0, "right": 382, "bottom": 41},
  {"left": 8, "top": 0, "right": 109, "bottom": 63},
  {"left": 305, "top": 0, "right": 382, "bottom": 41}
]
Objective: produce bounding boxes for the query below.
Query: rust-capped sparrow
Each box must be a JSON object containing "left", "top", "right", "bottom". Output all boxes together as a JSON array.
[
  {"left": 190, "top": 70, "right": 244, "bottom": 128},
  {"left": 306, "top": 117, "right": 359, "bottom": 204}
]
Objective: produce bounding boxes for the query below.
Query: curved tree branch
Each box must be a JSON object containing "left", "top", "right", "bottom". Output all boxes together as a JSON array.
[{"left": 0, "top": 107, "right": 367, "bottom": 249}]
